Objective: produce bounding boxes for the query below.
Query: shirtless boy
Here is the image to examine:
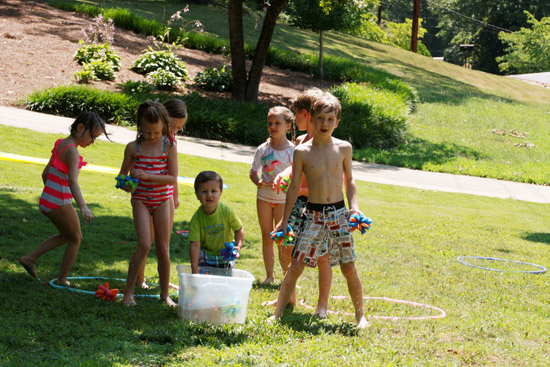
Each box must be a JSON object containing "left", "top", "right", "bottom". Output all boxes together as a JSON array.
[{"left": 269, "top": 92, "right": 369, "bottom": 328}]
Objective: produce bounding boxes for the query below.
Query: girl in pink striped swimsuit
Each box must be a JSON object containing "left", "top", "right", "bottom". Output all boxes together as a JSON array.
[
  {"left": 118, "top": 101, "right": 178, "bottom": 307},
  {"left": 19, "top": 112, "right": 107, "bottom": 286}
]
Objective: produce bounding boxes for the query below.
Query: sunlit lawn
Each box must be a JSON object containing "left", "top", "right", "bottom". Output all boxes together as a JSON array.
[{"left": 1, "top": 124, "right": 550, "bottom": 366}]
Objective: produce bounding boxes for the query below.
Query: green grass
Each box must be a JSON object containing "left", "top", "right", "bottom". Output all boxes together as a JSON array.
[
  {"left": 2, "top": 125, "right": 550, "bottom": 366},
  {"left": 49, "top": 0, "right": 550, "bottom": 185}
]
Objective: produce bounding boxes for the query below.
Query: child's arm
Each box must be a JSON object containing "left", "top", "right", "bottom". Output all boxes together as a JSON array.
[
  {"left": 65, "top": 146, "right": 93, "bottom": 222},
  {"left": 173, "top": 185, "right": 180, "bottom": 209},
  {"left": 118, "top": 142, "right": 136, "bottom": 192},
  {"left": 234, "top": 226, "right": 244, "bottom": 253},
  {"left": 249, "top": 170, "right": 272, "bottom": 189},
  {"left": 342, "top": 143, "right": 361, "bottom": 216},
  {"left": 275, "top": 150, "right": 304, "bottom": 232},
  {"left": 132, "top": 143, "right": 178, "bottom": 185},
  {"left": 190, "top": 241, "right": 201, "bottom": 274},
  {"left": 41, "top": 157, "right": 52, "bottom": 185}
]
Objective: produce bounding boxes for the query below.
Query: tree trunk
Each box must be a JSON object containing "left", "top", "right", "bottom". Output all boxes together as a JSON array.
[
  {"left": 319, "top": 29, "right": 324, "bottom": 79},
  {"left": 244, "top": 0, "right": 288, "bottom": 102},
  {"left": 228, "top": 0, "right": 247, "bottom": 100}
]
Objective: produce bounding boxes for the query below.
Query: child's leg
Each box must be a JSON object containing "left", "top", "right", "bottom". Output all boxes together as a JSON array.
[
  {"left": 137, "top": 220, "right": 155, "bottom": 289},
  {"left": 314, "top": 254, "right": 333, "bottom": 318},
  {"left": 273, "top": 203, "right": 296, "bottom": 305},
  {"left": 152, "top": 198, "right": 177, "bottom": 307},
  {"left": 340, "top": 261, "right": 368, "bottom": 328},
  {"left": 271, "top": 259, "right": 306, "bottom": 320},
  {"left": 257, "top": 198, "right": 275, "bottom": 284},
  {"left": 20, "top": 204, "right": 82, "bottom": 286},
  {"left": 122, "top": 201, "right": 153, "bottom": 306}
]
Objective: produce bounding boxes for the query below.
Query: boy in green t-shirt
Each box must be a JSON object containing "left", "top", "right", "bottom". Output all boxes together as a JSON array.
[{"left": 189, "top": 171, "right": 244, "bottom": 273}]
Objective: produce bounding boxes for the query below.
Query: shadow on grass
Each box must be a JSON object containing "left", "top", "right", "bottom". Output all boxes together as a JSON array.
[
  {"left": 253, "top": 281, "right": 280, "bottom": 292},
  {"left": 277, "top": 311, "right": 359, "bottom": 337},
  {"left": 354, "top": 136, "right": 482, "bottom": 168},
  {"left": 522, "top": 232, "right": 550, "bottom": 245}
]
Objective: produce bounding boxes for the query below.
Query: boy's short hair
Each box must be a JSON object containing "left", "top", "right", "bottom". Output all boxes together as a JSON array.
[
  {"left": 312, "top": 92, "right": 342, "bottom": 120},
  {"left": 291, "top": 88, "right": 323, "bottom": 114},
  {"left": 194, "top": 171, "right": 223, "bottom": 192}
]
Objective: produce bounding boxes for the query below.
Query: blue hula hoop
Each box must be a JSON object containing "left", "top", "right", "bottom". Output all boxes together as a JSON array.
[
  {"left": 457, "top": 256, "right": 546, "bottom": 274},
  {"left": 49, "top": 276, "right": 177, "bottom": 298}
]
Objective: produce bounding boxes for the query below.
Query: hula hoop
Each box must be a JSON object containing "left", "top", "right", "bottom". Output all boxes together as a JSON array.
[
  {"left": 49, "top": 277, "right": 177, "bottom": 298},
  {"left": 456, "top": 256, "right": 546, "bottom": 274},
  {"left": 299, "top": 296, "right": 446, "bottom": 321}
]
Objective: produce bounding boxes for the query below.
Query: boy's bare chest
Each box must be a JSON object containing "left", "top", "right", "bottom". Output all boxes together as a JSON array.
[{"left": 303, "top": 149, "right": 343, "bottom": 174}]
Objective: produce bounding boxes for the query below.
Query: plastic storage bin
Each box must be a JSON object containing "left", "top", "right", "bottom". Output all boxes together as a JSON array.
[{"left": 176, "top": 265, "right": 255, "bottom": 324}]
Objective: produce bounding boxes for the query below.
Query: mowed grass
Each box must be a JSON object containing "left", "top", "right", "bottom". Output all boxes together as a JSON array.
[
  {"left": 1, "top": 125, "right": 550, "bottom": 366},
  {"left": 58, "top": 0, "right": 550, "bottom": 185}
]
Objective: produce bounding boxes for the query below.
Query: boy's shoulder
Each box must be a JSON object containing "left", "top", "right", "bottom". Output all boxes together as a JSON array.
[{"left": 331, "top": 136, "right": 352, "bottom": 149}]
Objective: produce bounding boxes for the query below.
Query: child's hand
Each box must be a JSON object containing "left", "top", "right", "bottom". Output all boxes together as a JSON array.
[
  {"left": 174, "top": 197, "right": 180, "bottom": 209},
  {"left": 349, "top": 208, "right": 363, "bottom": 218},
  {"left": 273, "top": 172, "right": 292, "bottom": 194},
  {"left": 81, "top": 206, "right": 94, "bottom": 223},
  {"left": 131, "top": 169, "right": 148, "bottom": 181},
  {"left": 257, "top": 179, "right": 273, "bottom": 189}
]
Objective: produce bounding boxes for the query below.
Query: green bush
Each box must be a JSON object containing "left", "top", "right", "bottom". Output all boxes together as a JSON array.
[
  {"left": 331, "top": 82, "right": 408, "bottom": 149},
  {"left": 117, "top": 80, "right": 156, "bottom": 96},
  {"left": 193, "top": 65, "right": 232, "bottom": 92},
  {"left": 74, "top": 42, "right": 121, "bottom": 71},
  {"left": 147, "top": 69, "right": 181, "bottom": 90},
  {"left": 22, "top": 85, "right": 269, "bottom": 144},
  {"left": 73, "top": 67, "right": 97, "bottom": 84},
  {"left": 132, "top": 48, "right": 188, "bottom": 81},
  {"left": 23, "top": 85, "right": 138, "bottom": 125}
]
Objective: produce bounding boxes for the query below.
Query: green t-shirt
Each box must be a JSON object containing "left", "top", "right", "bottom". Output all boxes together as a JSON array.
[{"left": 188, "top": 202, "right": 243, "bottom": 255}]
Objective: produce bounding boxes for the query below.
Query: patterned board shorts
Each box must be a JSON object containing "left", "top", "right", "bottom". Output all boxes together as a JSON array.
[
  {"left": 292, "top": 202, "right": 356, "bottom": 268},
  {"left": 286, "top": 195, "right": 308, "bottom": 246},
  {"left": 198, "top": 250, "right": 235, "bottom": 269}
]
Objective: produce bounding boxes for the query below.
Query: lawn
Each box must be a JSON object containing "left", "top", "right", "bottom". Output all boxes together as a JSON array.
[
  {"left": 1, "top": 124, "right": 550, "bottom": 366},
  {"left": 53, "top": 0, "right": 550, "bottom": 185}
]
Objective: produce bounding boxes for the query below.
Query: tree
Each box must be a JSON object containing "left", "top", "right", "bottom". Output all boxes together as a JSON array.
[
  {"left": 428, "top": 0, "right": 550, "bottom": 74},
  {"left": 497, "top": 11, "right": 550, "bottom": 74},
  {"left": 228, "top": 0, "right": 288, "bottom": 102},
  {"left": 286, "top": 0, "right": 367, "bottom": 78}
]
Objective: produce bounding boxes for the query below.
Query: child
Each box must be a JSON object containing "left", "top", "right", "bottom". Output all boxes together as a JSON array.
[
  {"left": 118, "top": 100, "right": 178, "bottom": 306},
  {"left": 19, "top": 112, "right": 107, "bottom": 286},
  {"left": 269, "top": 92, "right": 369, "bottom": 328},
  {"left": 249, "top": 106, "right": 295, "bottom": 285},
  {"left": 272, "top": 88, "right": 333, "bottom": 318},
  {"left": 189, "top": 171, "right": 244, "bottom": 273},
  {"left": 136, "top": 98, "right": 187, "bottom": 290}
]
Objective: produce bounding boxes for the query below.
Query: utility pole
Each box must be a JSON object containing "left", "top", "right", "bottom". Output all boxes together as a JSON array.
[{"left": 411, "top": 0, "right": 420, "bottom": 53}]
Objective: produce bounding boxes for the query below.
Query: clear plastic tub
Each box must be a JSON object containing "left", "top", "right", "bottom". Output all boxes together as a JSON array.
[{"left": 176, "top": 265, "right": 255, "bottom": 324}]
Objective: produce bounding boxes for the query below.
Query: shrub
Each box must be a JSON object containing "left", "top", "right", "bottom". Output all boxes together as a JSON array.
[
  {"left": 331, "top": 82, "right": 408, "bottom": 149},
  {"left": 117, "top": 80, "right": 156, "bottom": 96},
  {"left": 132, "top": 48, "right": 188, "bottom": 81},
  {"left": 74, "top": 42, "right": 121, "bottom": 71},
  {"left": 73, "top": 67, "right": 97, "bottom": 84},
  {"left": 193, "top": 65, "right": 232, "bottom": 92},
  {"left": 23, "top": 85, "right": 138, "bottom": 125},
  {"left": 22, "top": 85, "right": 269, "bottom": 144},
  {"left": 147, "top": 69, "right": 181, "bottom": 90}
]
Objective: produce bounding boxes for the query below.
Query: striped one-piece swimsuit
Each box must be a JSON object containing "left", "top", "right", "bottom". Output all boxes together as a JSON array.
[
  {"left": 131, "top": 139, "right": 174, "bottom": 214},
  {"left": 39, "top": 139, "right": 87, "bottom": 214}
]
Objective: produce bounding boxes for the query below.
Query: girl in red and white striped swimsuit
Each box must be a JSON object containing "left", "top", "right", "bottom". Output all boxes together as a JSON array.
[
  {"left": 19, "top": 112, "right": 107, "bottom": 286},
  {"left": 118, "top": 101, "right": 178, "bottom": 307}
]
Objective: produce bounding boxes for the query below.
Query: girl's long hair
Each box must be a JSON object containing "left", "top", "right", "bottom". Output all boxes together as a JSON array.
[{"left": 136, "top": 100, "right": 172, "bottom": 145}]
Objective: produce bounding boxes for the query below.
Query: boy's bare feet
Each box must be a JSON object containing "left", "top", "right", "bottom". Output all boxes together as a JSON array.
[
  {"left": 356, "top": 316, "right": 369, "bottom": 329},
  {"left": 161, "top": 296, "right": 177, "bottom": 307},
  {"left": 168, "top": 282, "right": 179, "bottom": 290},
  {"left": 19, "top": 257, "right": 38, "bottom": 279},
  {"left": 122, "top": 296, "right": 137, "bottom": 306},
  {"left": 266, "top": 315, "right": 279, "bottom": 324},
  {"left": 261, "top": 277, "right": 274, "bottom": 285}
]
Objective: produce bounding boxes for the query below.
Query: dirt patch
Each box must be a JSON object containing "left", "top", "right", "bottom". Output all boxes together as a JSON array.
[{"left": 0, "top": 0, "right": 333, "bottom": 107}]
